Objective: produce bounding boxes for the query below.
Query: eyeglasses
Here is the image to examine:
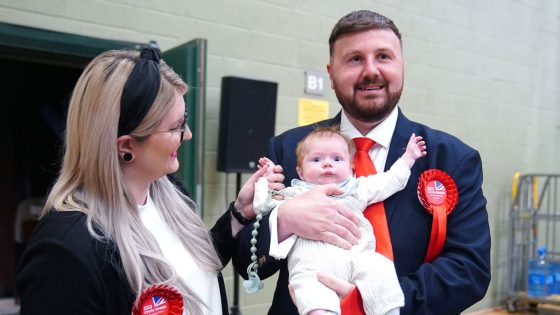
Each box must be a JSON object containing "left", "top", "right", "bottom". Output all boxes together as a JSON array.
[{"left": 151, "top": 111, "right": 188, "bottom": 139}]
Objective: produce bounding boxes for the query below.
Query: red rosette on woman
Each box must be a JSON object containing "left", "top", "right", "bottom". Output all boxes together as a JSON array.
[
  {"left": 132, "top": 284, "right": 183, "bottom": 315},
  {"left": 417, "top": 169, "right": 458, "bottom": 263}
]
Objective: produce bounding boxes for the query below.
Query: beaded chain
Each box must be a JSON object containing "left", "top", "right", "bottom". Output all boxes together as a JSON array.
[{"left": 242, "top": 189, "right": 274, "bottom": 294}]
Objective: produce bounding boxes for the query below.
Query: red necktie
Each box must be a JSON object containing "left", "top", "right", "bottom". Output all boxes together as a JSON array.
[
  {"left": 352, "top": 137, "right": 394, "bottom": 260},
  {"left": 341, "top": 137, "right": 394, "bottom": 315}
]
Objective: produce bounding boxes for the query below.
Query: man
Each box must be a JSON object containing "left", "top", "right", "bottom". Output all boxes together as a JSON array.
[{"left": 233, "top": 10, "right": 490, "bottom": 314}]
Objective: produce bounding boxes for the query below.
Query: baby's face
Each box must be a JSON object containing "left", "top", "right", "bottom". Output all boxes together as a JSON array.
[{"left": 297, "top": 136, "right": 352, "bottom": 185}]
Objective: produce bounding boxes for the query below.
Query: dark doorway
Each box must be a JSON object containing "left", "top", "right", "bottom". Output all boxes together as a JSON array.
[{"left": 0, "top": 55, "right": 84, "bottom": 297}]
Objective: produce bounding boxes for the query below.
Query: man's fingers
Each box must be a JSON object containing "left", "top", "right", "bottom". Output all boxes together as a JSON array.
[
  {"left": 319, "top": 213, "right": 360, "bottom": 246},
  {"left": 319, "top": 232, "right": 353, "bottom": 250},
  {"left": 267, "top": 165, "right": 285, "bottom": 190},
  {"left": 317, "top": 272, "right": 355, "bottom": 299},
  {"left": 316, "top": 183, "right": 345, "bottom": 196},
  {"left": 333, "top": 204, "right": 361, "bottom": 237},
  {"left": 330, "top": 222, "right": 360, "bottom": 246},
  {"left": 272, "top": 164, "right": 283, "bottom": 173},
  {"left": 277, "top": 186, "right": 361, "bottom": 246},
  {"left": 268, "top": 182, "right": 285, "bottom": 191},
  {"left": 268, "top": 172, "right": 284, "bottom": 181}
]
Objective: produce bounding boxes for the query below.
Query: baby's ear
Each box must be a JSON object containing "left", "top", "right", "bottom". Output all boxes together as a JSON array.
[{"left": 296, "top": 166, "right": 304, "bottom": 180}]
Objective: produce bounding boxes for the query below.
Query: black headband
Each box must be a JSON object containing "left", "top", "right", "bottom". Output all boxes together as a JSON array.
[{"left": 118, "top": 47, "right": 161, "bottom": 136}]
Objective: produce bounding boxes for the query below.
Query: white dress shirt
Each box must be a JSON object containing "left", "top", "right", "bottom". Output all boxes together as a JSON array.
[{"left": 139, "top": 195, "right": 222, "bottom": 315}]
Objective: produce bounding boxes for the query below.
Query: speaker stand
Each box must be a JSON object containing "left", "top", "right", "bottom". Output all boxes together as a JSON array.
[{"left": 230, "top": 173, "right": 243, "bottom": 315}]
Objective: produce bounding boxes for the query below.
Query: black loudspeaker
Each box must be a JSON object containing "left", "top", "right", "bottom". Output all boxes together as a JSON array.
[{"left": 217, "top": 76, "right": 278, "bottom": 173}]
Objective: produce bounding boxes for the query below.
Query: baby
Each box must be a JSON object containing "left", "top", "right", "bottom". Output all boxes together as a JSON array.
[{"left": 254, "top": 126, "right": 426, "bottom": 315}]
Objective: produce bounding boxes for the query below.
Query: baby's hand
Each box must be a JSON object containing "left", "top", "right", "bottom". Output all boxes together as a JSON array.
[{"left": 402, "top": 133, "right": 427, "bottom": 168}]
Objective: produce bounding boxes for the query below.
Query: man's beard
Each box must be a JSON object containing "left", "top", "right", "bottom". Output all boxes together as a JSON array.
[{"left": 334, "top": 80, "right": 402, "bottom": 124}]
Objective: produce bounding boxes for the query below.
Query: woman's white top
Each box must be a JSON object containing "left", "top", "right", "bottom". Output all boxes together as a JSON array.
[{"left": 139, "top": 195, "right": 222, "bottom": 315}]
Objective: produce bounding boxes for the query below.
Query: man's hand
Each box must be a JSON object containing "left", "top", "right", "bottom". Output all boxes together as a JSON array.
[
  {"left": 277, "top": 184, "right": 361, "bottom": 249},
  {"left": 289, "top": 272, "right": 356, "bottom": 307},
  {"left": 317, "top": 272, "right": 356, "bottom": 299}
]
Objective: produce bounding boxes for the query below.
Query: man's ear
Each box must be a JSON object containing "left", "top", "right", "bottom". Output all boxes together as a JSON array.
[
  {"left": 116, "top": 135, "right": 133, "bottom": 156},
  {"left": 296, "top": 166, "right": 304, "bottom": 180},
  {"left": 326, "top": 63, "right": 334, "bottom": 89}
]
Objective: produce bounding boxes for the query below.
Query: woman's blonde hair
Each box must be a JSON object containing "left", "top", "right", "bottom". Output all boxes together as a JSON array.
[{"left": 43, "top": 49, "right": 222, "bottom": 314}]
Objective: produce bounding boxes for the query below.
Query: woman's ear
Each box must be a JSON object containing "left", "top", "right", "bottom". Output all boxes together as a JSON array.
[{"left": 116, "top": 135, "right": 133, "bottom": 158}]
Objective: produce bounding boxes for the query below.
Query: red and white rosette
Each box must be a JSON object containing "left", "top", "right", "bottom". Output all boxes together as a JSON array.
[
  {"left": 417, "top": 169, "right": 458, "bottom": 263},
  {"left": 132, "top": 284, "right": 183, "bottom": 315}
]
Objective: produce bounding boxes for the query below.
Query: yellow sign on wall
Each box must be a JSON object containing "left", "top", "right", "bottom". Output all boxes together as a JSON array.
[{"left": 298, "top": 98, "right": 329, "bottom": 126}]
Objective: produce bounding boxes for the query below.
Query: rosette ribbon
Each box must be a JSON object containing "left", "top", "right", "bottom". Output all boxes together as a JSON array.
[
  {"left": 132, "top": 284, "right": 183, "bottom": 315},
  {"left": 417, "top": 169, "right": 458, "bottom": 263}
]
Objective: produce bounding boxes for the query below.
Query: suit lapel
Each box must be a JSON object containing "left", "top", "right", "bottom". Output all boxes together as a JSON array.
[
  {"left": 384, "top": 110, "right": 414, "bottom": 225},
  {"left": 321, "top": 111, "right": 341, "bottom": 128}
]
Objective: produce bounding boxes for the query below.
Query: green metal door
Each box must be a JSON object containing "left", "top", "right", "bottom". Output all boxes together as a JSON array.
[{"left": 163, "top": 39, "right": 207, "bottom": 212}]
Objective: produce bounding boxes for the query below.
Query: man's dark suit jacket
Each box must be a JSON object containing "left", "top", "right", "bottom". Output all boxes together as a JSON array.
[
  {"left": 17, "top": 210, "right": 233, "bottom": 315},
  {"left": 233, "top": 109, "right": 491, "bottom": 314}
]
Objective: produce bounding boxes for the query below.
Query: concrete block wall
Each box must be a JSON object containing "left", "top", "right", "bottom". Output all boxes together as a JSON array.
[{"left": 1, "top": 0, "right": 559, "bottom": 313}]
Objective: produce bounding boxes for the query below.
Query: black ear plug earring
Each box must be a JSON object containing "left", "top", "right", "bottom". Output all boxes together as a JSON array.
[{"left": 123, "top": 153, "right": 133, "bottom": 162}]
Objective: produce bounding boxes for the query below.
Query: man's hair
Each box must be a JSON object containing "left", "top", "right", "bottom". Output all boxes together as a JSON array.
[
  {"left": 295, "top": 126, "right": 355, "bottom": 168},
  {"left": 329, "top": 10, "right": 402, "bottom": 56}
]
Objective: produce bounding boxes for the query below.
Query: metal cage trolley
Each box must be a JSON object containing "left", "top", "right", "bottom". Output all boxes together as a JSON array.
[{"left": 505, "top": 173, "right": 560, "bottom": 312}]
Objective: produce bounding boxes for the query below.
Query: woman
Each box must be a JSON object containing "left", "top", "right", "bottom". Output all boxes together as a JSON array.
[{"left": 16, "top": 48, "right": 280, "bottom": 315}]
